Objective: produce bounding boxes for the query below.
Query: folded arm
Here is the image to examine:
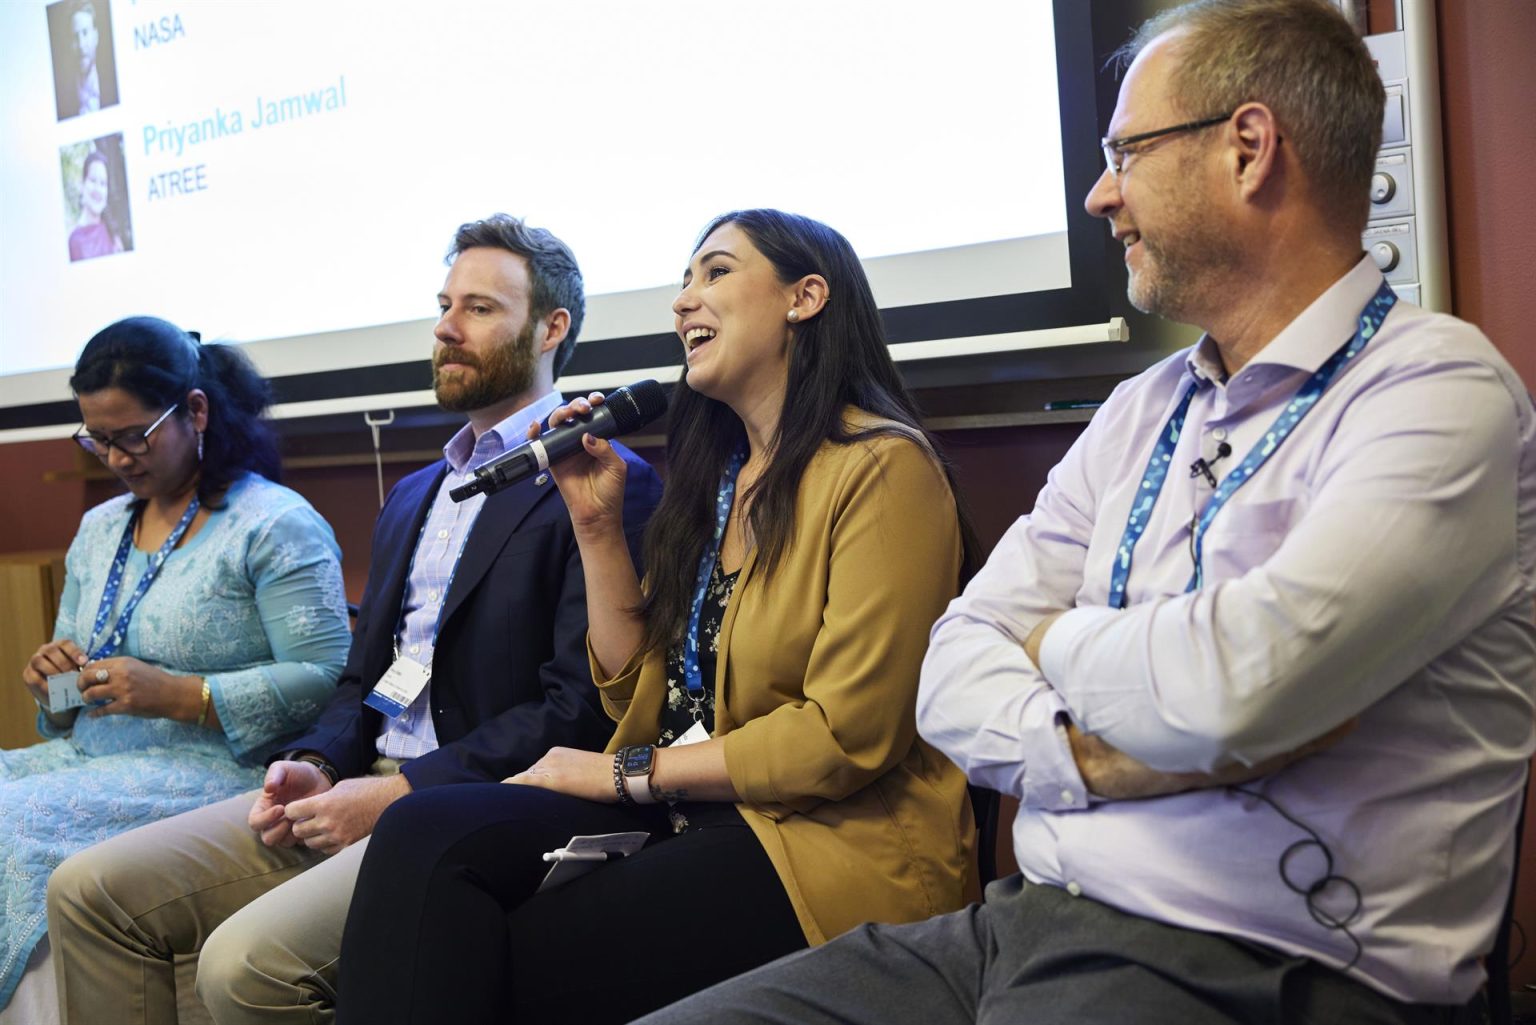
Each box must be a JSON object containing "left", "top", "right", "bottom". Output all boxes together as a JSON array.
[{"left": 1040, "top": 360, "right": 1522, "bottom": 772}]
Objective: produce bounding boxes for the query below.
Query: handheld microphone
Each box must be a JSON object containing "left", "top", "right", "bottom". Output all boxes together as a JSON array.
[{"left": 449, "top": 380, "right": 668, "bottom": 502}]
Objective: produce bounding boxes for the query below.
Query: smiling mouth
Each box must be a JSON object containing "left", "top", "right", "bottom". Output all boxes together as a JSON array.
[{"left": 683, "top": 327, "right": 716, "bottom": 353}]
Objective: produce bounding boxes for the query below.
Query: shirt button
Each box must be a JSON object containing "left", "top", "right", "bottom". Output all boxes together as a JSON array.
[
  {"left": 1060, "top": 789, "right": 1073, "bottom": 804},
  {"left": 1211, "top": 427, "right": 1228, "bottom": 441},
  {"left": 428, "top": 589, "right": 439, "bottom": 602},
  {"left": 410, "top": 644, "right": 420, "bottom": 655},
  {"left": 1066, "top": 881, "right": 1082, "bottom": 897},
  {"left": 437, "top": 529, "right": 450, "bottom": 540}
]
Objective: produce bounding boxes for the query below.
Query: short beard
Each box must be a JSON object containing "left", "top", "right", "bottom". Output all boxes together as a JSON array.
[
  {"left": 1125, "top": 157, "right": 1244, "bottom": 323},
  {"left": 433, "top": 319, "right": 539, "bottom": 414}
]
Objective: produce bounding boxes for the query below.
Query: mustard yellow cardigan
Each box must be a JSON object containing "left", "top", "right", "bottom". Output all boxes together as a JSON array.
[{"left": 598, "top": 418, "right": 975, "bottom": 944}]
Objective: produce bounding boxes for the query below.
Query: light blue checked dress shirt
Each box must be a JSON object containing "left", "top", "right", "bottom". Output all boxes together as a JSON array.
[{"left": 376, "top": 392, "right": 563, "bottom": 761}]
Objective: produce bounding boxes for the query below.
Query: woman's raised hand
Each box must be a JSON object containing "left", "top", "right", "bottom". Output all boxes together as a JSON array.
[{"left": 534, "top": 392, "right": 629, "bottom": 535}]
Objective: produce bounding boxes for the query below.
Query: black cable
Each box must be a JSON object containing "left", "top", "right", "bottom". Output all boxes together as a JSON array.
[
  {"left": 1510, "top": 917, "right": 1527, "bottom": 971},
  {"left": 1231, "top": 785, "right": 1364, "bottom": 971}
]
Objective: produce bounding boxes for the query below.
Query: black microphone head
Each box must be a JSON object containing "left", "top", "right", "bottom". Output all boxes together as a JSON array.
[{"left": 604, "top": 380, "right": 669, "bottom": 433}]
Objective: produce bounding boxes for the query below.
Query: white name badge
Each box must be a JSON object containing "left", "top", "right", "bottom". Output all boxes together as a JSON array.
[
  {"left": 362, "top": 656, "right": 431, "bottom": 718},
  {"left": 669, "top": 720, "right": 710, "bottom": 747}
]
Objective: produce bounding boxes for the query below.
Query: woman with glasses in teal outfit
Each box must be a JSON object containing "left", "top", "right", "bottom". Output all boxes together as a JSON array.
[{"left": 0, "top": 316, "right": 352, "bottom": 1021}]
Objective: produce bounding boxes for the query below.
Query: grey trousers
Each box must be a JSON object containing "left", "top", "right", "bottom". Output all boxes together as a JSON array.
[
  {"left": 633, "top": 875, "right": 1458, "bottom": 1025},
  {"left": 47, "top": 774, "right": 389, "bottom": 1025}
]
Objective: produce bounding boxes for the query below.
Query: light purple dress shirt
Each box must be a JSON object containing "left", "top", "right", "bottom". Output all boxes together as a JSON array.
[
  {"left": 377, "top": 392, "right": 563, "bottom": 761},
  {"left": 918, "top": 258, "right": 1536, "bottom": 1003}
]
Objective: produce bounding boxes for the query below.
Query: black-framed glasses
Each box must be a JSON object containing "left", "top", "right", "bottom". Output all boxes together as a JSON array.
[
  {"left": 73, "top": 402, "right": 180, "bottom": 458},
  {"left": 1101, "top": 112, "right": 1234, "bottom": 177}
]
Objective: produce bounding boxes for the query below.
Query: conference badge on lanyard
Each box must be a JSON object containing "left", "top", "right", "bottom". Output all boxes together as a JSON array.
[
  {"left": 364, "top": 503, "right": 475, "bottom": 719},
  {"left": 364, "top": 656, "right": 431, "bottom": 718}
]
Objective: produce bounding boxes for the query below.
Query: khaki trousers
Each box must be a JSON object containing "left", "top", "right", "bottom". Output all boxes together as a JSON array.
[{"left": 48, "top": 762, "right": 397, "bottom": 1025}]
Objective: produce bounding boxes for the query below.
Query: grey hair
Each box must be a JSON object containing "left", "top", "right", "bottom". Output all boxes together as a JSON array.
[{"left": 1115, "top": 0, "right": 1384, "bottom": 232}]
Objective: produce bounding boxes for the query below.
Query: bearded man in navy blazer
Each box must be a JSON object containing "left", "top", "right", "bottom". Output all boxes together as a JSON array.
[{"left": 47, "top": 215, "right": 664, "bottom": 1025}]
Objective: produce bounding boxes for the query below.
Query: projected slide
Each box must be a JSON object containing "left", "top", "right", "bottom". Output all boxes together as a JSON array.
[{"left": 0, "top": 0, "right": 1067, "bottom": 384}]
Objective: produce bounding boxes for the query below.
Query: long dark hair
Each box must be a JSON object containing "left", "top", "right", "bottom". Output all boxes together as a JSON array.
[
  {"left": 70, "top": 315, "right": 281, "bottom": 507},
  {"left": 637, "top": 209, "right": 978, "bottom": 654}
]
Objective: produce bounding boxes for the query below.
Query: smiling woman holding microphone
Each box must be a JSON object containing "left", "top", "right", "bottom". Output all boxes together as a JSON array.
[{"left": 336, "top": 209, "right": 977, "bottom": 1025}]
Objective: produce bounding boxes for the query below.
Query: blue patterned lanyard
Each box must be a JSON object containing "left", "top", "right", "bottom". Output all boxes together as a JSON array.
[
  {"left": 87, "top": 497, "right": 202, "bottom": 658},
  {"left": 683, "top": 445, "right": 747, "bottom": 718},
  {"left": 1109, "top": 281, "right": 1397, "bottom": 608}
]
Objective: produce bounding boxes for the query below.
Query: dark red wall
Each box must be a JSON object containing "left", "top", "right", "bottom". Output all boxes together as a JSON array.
[{"left": 1437, "top": 0, "right": 1536, "bottom": 989}]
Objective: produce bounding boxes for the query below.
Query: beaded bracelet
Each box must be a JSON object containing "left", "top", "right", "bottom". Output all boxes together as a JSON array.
[{"left": 612, "top": 751, "right": 635, "bottom": 806}]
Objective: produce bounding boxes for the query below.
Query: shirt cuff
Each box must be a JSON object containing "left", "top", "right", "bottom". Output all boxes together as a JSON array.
[{"left": 1018, "top": 694, "right": 1091, "bottom": 811}]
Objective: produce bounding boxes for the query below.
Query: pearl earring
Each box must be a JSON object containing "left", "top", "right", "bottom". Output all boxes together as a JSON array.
[{"left": 786, "top": 310, "right": 799, "bottom": 323}]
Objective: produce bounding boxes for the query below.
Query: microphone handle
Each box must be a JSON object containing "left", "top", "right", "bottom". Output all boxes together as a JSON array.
[
  {"left": 449, "top": 392, "right": 645, "bottom": 503},
  {"left": 479, "top": 447, "right": 542, "bottom": 487},
  {"left": 447, "top": 447, "right": 540, "bottom": 502}
]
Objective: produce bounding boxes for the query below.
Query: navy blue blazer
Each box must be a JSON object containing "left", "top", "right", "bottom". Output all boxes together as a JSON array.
[{"left": 289, "top": 442, "right": 663, "bottom": 789}]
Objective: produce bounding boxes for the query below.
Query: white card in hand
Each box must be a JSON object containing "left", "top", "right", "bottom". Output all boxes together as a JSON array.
[{"left": 47, "top": 671, "right": 85, "bottom": 713}]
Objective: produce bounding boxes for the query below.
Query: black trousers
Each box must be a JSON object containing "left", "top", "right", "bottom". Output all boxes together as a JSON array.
[{"left": 335, "top": 784, "right": 807, "bottom": 1025}]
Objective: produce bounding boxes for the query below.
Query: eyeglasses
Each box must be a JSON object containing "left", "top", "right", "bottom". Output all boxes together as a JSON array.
[
  {"left": 1101, "top": 112, "right": 1234, "bottom": 177},
  {"left": 73, "top": 403, "right": 180, "bottom": 458}
]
